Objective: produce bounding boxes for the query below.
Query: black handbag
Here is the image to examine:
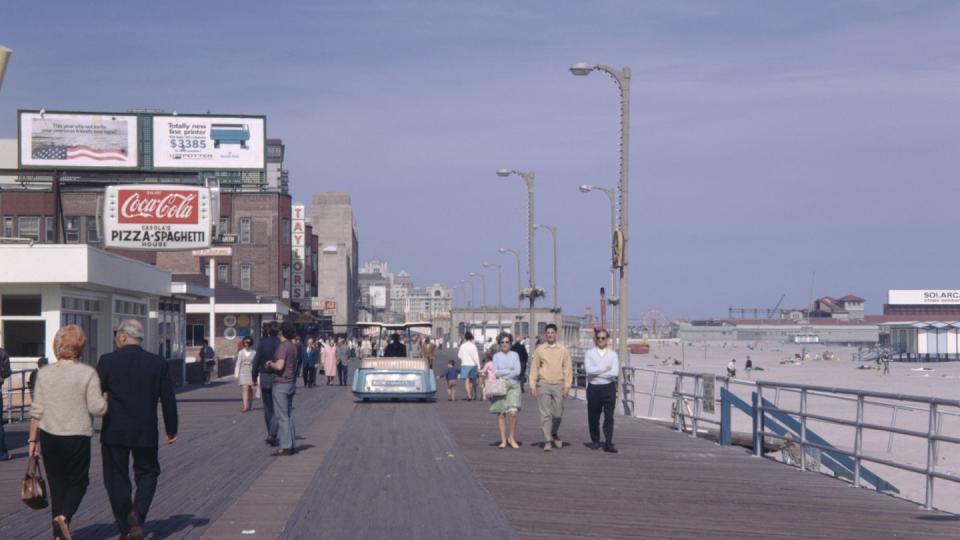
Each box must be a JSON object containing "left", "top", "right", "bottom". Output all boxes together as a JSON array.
[{"left": 21, "top": 455, "right": 49, "bottom": 510}]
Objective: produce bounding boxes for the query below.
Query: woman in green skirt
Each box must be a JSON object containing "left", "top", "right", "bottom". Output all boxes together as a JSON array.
[{"left": 489, "top": 334, "right": 522, "bottom": 448}]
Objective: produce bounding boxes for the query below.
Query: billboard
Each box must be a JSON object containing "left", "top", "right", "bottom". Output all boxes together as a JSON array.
[
  {"left": 888, "top": 290, "right": 960, "bottom": 306},
  {"left": 104, "top": 185, "right": 212, "bottom": 250},
  {"left": 152, "top": 115, "right": 265, "bottom": 170},
  {"left": 19, "top": 111, "right": 139, "bottom": 169},
  {"left": 369, "top": 285, "right": 387, "bottom": 309},
  {"left": 291, "top": 204, "right": 306, "bottom": 301}
]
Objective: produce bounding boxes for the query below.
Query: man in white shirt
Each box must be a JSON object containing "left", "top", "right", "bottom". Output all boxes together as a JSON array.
[
  {"left": 584, "top": 329, "right": 619, "bottom": 453},
  {"left": 457, "top": 331, "right": 480, "bottom": 401}
]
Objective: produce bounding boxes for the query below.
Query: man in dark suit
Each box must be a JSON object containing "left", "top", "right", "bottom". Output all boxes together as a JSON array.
[
  {"left": 97, "top": 319, "right": 178, "bottom": 540},
  {"left": 251, "top": 322, "right": 281, "bottom": 446}
]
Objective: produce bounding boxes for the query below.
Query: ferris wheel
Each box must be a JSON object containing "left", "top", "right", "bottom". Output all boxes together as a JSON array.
[{"left": 641, "top": 309, "right": 671, "bottom": 339}]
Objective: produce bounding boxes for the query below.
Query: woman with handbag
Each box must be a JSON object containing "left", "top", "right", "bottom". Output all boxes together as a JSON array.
[
  {"left": 28, "top": 325, "right": 108, "bottom": 540},
  {"left": 488, "top": 334, "right": 522, "bottom": 449}
]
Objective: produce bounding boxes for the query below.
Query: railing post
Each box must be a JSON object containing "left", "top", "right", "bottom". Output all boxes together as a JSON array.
[
  {"left": 925, "top": 403, "right": 938, "bottom": 510},
  {"left": 691, "top": 374, "right": 701, "bottom": 438},
  {"left": 800, "top": 388, "right": 808, "bottom": 471},
  {"left": 753, "top": 385, "right": 764, "bottom": 457},
  {"left": 647, "top": 371, "right": 658, "bottom": 418},
  {"left": 720, "top": 387, "right": 732, "bottom": 446},
  {"left": 854, "top": 394, "right": 864, "bottom": 488}
]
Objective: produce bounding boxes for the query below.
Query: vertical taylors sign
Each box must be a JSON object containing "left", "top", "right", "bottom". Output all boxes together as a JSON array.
[
  {"left": 104, "top": 185, "right": 212, "bottom": 250},
  {"left": 291, "top": 204, "right": 306, "bottom": 302},
  {"left": 19, "top": 111, "right": 139, "bottom": 168},
  {"left": 152, "top": 116, "right": 265, "bottom": 170}
]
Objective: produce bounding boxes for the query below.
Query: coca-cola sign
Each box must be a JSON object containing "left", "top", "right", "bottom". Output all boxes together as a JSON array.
[
  {"left": 118, "top": 189, "right": 199, "bottom": 224},
  {"left": 104, "top": 185, "right": 211, "bottom": 251}
]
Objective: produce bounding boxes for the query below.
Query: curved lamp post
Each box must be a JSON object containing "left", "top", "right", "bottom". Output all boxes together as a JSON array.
[
  {"left": 496, "top": 168, "right": 541, "bottom": 340},
  {"left": 482, "top": 262, "right": 503, "bottom": 334},
  {"left": 498, "top": 247, "right": 523, "bottom": 308},
  {"left": 570, "top": 62, "right": 631, "bottom": 378}
]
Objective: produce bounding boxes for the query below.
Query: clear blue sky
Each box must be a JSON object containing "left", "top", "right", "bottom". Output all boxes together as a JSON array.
[{"left": 2, "top": 1, "right": 959, "bottom": 319}]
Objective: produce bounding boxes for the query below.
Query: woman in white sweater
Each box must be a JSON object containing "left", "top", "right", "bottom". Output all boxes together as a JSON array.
[{"left": 28, "top": 325, "right": 108, "bottom": 540}]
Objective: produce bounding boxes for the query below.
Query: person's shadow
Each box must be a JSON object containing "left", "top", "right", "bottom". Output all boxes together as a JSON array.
[{"left": 72, "top": 514, "right": 210, "bottom": 540}]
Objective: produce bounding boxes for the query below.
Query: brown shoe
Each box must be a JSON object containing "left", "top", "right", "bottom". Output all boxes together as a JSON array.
[{"left": 53, "top": 515, "right": 72, "bottom": 540}]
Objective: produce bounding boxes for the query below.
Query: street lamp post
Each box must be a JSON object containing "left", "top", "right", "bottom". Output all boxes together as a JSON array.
[
  {"left": 496, "top": 169, "right": 540, "bottom": 341},
  {"left": 571, "top": 61, "right": 632, "bottom": 412},
  {"left": 498, "top": 247, "right": 523, "bottom": 308},
  {"left": 470, "top": 271, "right": 487, "bottom": 341},
  {"left": 579, "top": 184, "right": 618, "bottom": 332},
  {"left": 483, "top": 262, "right": 503, "bottom": 335},
  {"left": 533, "top": 224, "right": 559, "bottom": 313}
]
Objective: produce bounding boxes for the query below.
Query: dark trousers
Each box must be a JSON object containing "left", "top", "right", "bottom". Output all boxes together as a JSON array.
[
  {"left": 337, "top": 363, "right": 348, "bottom": 386},
  {"left": 39, "top": 431, "right": 90, "bottom": 530},
  {"left": 587, "top": 382, "right": 616, "bottom": 445},
  {"left": 261, "top": 387, "right": 278, "bottom": 438},
  {"left": 101, "top": 444, "right": 160, "bottom": 535},
  {"left": 303, "top": 367, "right": 317, "bottom": 387}
]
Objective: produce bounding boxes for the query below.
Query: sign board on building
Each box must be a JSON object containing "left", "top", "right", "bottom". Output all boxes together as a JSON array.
[
  {"left": 104, "top": 185, "right": 212, "bottom": 250},
  {"left": 324, "top": 299, "right": 337, "bottom": 313},
  {"left": 310, "top": 297, "right": 324, "bottom": 311},
  {"left": 369, "top": 285, "right": 387, "bottom": 309},
  {"left": 19, "top": 111, "right": 139, "bottom": 169},
  {"left": 701, "top": 374, "right": 716, "bottom": 414},
  {"left": 191, "top": 246, "right": 233, "bottom": 257},
  {"left": 888, "top": 290, "right": 960, "bottom": 306},
  {"left": 291, "top": 204, "right": 306, "bottom": 301},
  {"left": 152, "top": 115, "right": 265, "bottom": 170}
]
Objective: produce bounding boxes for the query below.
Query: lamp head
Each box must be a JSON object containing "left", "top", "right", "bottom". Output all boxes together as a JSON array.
[
  {"left": 482, "top": 262, "right": 490, "bottom": 268},
  {"left": 496, "top": 169, "right": 512, "bottom": 178},
  {"left": 569, "top": 62, "right": 595, "bottom": 76},
  {"left": 533, "top": 224, "right": 541, "bottom": 230},
  {"left": 579, "top": 184, "right": 592, "bottom": 193},
  {"left": 498, "top": 247, "right": 507, "bottom": 253}
]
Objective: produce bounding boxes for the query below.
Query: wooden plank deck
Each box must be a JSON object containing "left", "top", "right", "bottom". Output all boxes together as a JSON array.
[{"left": 1, "top": 357, "right": 957, "bottom": 539}]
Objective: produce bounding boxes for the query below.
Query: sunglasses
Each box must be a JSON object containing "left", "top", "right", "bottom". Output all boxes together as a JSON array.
[
  {"left": 596, "top": 336, "right": 609, "bottom": 340},
  {"left": 499, "top": 340, "right": 512, "bottom": 345}
]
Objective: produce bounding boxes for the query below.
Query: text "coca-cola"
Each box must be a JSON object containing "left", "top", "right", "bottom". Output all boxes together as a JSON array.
[{"left": 118, "top": 190, "right": 199, "bottom": 224}]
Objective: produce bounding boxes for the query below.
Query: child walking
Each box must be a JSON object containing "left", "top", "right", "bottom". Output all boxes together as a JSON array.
[{"left": 443, "top": 360, "right": 459, "bottom": 401}]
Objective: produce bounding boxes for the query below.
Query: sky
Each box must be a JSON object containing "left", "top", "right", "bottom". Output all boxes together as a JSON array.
[{"left": 1, "top": 1, "right": 959, "bottom": 320}]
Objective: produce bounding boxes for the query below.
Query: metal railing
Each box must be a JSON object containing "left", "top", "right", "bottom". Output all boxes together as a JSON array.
[
  {"left": 2, "top": 369, "right": 34, "bottom": 423},
  {"left": 754, "top": 381, "right": 960, "bottom": 510},
  {"left": 571, "top": 362, "right": 960, "bottom": 511}
]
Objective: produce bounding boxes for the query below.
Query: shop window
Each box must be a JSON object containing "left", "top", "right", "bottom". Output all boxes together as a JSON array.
[
  {"left": 240, "top": 217, "right": 252, "bottom": 244},
  {"left": 3, "top": 216, "right": 13, "bottom": 238},
  {"left": 218, "top": 217, "right": 230, "bottom": 236},
  {"left": 64, "top": 216, "right": 81, "bottom": 243},
  {"left": 45, "top": 217, "right": 55, "bottom": 243},
  {"left": 2, "top": 294, "right": 42, "bottom": 316},
  {"left": 1, "top": 321, "right": 45, "bottom": 357},
  {"left": 187, "top": 323, "right": 206, "bottom": 347},
  {"left": 86, "top": 216, "right": 100, "bottom": 244},
  {"left": 18, "top": 216, "right": 41, "bottom": 241},
  {"left": 240, "top": 264, "right": 252, "bottom": 290}
]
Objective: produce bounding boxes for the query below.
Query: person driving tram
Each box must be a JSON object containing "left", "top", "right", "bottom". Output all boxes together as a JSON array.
[{"left": 384, "top": 333, "right": 407, "bottom": 357}]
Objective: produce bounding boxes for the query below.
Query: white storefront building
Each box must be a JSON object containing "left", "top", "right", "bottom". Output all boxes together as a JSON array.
[{"left": 0, "top": 244, "right": 208, "bottom": 370}]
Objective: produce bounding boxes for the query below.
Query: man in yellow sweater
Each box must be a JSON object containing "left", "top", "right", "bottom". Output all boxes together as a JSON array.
[{"left": 529, "top": 323, "right": 572, "bottom": 451}]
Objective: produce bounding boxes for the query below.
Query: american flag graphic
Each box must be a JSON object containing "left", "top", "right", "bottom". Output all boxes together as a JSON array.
[{"left": 32, "top": 145, "right": 128, "bottom": 161}]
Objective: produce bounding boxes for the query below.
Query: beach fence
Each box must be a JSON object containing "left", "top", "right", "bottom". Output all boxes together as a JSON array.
[{"left": 571, "top": 363, "right": 960, "bottom": 512}]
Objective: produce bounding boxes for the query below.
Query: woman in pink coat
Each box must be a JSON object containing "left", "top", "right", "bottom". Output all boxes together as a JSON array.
[{"left": 322, "top": 338, "right": 337, "bottom": 385}]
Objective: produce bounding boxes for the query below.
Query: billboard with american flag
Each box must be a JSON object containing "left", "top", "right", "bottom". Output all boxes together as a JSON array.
[{"left": 19, "top": 111, "right": 139, "bottom": 168}]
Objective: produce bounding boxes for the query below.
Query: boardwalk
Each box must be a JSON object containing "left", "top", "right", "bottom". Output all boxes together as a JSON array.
[{"left": 1, "top": 358, "right": 958, "bottom": 539}]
